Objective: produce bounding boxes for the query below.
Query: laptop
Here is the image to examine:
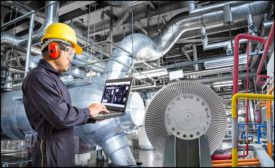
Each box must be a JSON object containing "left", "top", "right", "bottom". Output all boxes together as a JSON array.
[{"left": 93, "top": 77, "right": 133, "bottom": 120}]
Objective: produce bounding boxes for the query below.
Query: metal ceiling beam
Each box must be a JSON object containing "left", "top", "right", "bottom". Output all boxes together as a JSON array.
[
  {"left": 59, "top": 1, "right": 96, "bottom": 16},
  {"left": 134, "top": 21, "right": 148, "bottom": 35},
  {"left": 106, "top": 10, "right": 130, "bottom": 40},
  {"left": 147, "top": 1, "right": 156, "bottom": 10},
  {"left": 2, "top": 1, "right": 44, "bottom": 24}
]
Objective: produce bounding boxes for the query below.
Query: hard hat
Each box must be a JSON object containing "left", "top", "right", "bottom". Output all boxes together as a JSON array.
[{"left": 41, "top": 22, "right": 83, "bottom": 54}]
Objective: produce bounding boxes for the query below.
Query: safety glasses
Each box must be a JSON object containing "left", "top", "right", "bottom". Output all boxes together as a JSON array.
[{"left": 64, "top": 47, "right": 76, "bottom": 59}]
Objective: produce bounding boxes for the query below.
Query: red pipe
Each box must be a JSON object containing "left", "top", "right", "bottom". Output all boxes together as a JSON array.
[
  {"left": 233, "top": 34, "right": 266, "bottom": 95},
  {"left": 238, "top": 41, "right": 251, "bottom": 158},
  {"left": 212, "top": 153, "right": 232, "bottom": 160},
  {"left": 256, "top": 23, "right": 274, "bottom": 85},
  {"left": 212, "top": 32, "right": 267, "bottom": 160}
]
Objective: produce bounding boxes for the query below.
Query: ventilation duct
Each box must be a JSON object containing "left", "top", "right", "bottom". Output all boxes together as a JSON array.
[
  {"left": 1, "top": 1, "right": 59, "bottom": 47},
  {"left": 105, "top": 1, "right": 145, "bottom": 7},
  {"left": 0, "top": 1, "right": 270, "bottom": 166},
  {"left": 102, "top": 1, "right": 270, "bottom": 80}
]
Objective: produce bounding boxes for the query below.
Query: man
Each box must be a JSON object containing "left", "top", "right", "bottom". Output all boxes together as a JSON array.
[{"left": 22, "top": 22, "right": 109, "bottom": 167}]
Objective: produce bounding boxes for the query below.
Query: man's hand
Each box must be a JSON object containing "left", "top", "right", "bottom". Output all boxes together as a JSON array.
[{"left": 88, "top": 103, "right": 110, "bottom": 117}]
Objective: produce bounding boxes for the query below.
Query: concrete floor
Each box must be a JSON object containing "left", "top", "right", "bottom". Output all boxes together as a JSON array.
[
  {"left": 1, "top": 140, "right": 267, "bottom": 167},
  {"left": 84, "top": 147, "right": 164, "bottom": 167}
]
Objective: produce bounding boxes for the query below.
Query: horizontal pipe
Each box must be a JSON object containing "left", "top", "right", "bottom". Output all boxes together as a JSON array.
[
  {"left": 231, "top": 93, "right": 274, "bottom": 167},
  {"left": 212, "top": 158, "right": 259, "bottom": 164},
  {"left": 212, "top": 161, "right": 260, "bottom": 167},
  {"left": 1, "top": 10, "right": 35, "bottom": 28},
  {"left": 188, "top": 1, "right": 246, "bottom": 15}
]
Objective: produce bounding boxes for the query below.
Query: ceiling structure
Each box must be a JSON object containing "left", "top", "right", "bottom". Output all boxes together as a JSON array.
[{"left": 1, "top": 1, "right": 274, "bottom": 106}]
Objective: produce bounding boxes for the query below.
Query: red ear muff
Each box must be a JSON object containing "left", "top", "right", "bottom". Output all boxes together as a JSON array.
[{"left": 48, "top": 42, "right": 60, "bottom": 59}]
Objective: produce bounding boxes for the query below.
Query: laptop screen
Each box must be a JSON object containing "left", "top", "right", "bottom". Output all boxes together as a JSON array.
[{"left": 101, "top": 78, "right": 132, "bottom": 110}]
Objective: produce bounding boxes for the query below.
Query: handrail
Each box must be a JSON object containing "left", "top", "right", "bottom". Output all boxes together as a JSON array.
[{"left": 231, "top": 93, "right": 274, "bottom": 167}]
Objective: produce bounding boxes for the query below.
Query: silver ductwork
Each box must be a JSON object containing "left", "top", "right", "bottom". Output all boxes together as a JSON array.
[
  {"left": 187, "top": 1, "right": 246, "bottom": 15},
  {"left": 1, "top": 1, "right": 59, "bottom": 47},
  {"left": 1, "top": 1, "right": 270, "bottom": 166},
  {"left": 105, "top": 1, "right": 145, "bottom": 7},
  {"left": 102, "top": 1, "right": 269, "bottom": 80}
]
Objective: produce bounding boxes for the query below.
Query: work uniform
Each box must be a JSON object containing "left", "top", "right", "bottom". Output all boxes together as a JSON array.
[{"left": 22, "top": 59, "right": 92, "bottom": 167}]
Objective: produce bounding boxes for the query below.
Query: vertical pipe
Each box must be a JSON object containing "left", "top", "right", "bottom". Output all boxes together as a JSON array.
[
  {"left": 110, "top": 7, "right": 113, "bottom": 56},
  {"left": 233, "top": 34, "right": 266, "bottom": 94},
  {"left": 256, "top": 23, "right": 274, "bottom": 85},
  {"left": 24, "top": 12, "right": 35, "bottom": 77},
  {"left": 267, "top": 85, "right": 274, "bottom": 157},
  {"left": 200, "top": 26, "right": 208, "bottom": 50},
  {"left": 86, "top": 4, "right": 91, "bottom": 51},
  {"left": 231, "top": 93, "right": 274, "bottom": 167},
  {"left": 231, "top": 94, "right": 238, "bottom": 167},
  {"left": 192, "top": 44, "right": 198, "bottom": 71}
]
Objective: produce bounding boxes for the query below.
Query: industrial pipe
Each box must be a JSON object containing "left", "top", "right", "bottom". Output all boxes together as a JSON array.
[
  {"left": 266, "top": 84, "right": 274, "bottom": 157},
  {"left": 231, "top": 93, "right": 274, "bottom": 167},
  {"left": 212, "top": 161, "right": 260, "bottom": 167},
  {"left": 0, "top": 1, "right": 271, "bottom": 166},
  {"left": 188, "top": 1, "right": 245, "bottom": 15},
  {"left": 24, "top": 12, "right": 35, "bottom": 77},
  {"left": 1, "top": 1, "right": 59, "bottom": 47},
  {"left": 212, "top": 158, "right": 258, "bottom": 164},
  {"left": 256, "top": 22, "right": 274, "bottom": 85},
  {"left": 233, "top": 34, "right": 266, "bottom": 94},
  {"left": 230, "top": 28, "right": 273, "bottom": 161}
]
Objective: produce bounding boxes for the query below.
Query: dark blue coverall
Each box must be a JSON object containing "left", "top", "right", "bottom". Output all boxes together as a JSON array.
[{"left": 22, "top": 59, "right": 93, "bottom": 167}]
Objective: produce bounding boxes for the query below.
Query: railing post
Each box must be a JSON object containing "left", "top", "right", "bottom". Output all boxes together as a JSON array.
[{"left": 24, "top": 11, "right": 35, "bottom": 77}]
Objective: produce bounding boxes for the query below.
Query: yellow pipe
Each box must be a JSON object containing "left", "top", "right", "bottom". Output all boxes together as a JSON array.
[
  {"left": 232, "top": 148, "right": 238, "bottom": 166},
  {"left": 266, "top": 85, "right": 273, "bottom": 157},
  {"left": 212, "top": 158, "right": 258, "bottom": 164},
  {"left": 212, "top": 161, "right": 260, "bottom": 167},
  {"left": 231, "top": 93, "right": 274, "bottom": 167}
]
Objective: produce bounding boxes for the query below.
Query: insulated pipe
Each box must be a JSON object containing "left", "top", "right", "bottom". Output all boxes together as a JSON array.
[
  {"left": 1, "top": 1, "right": 59, "bottom": 47},
  {"left": 103, "top": 1, "right": 270, "bottom": 80},
  {"left": 231, "top": 93, "right": 274, "bottom": 167},
  {"left": 201, "top": 26, "right": 247, "bottom": 51},
  {"left": 256, "top": 23, "right": 274, "bottom": 85},
  {"left": 188, "top": 1, "right": 246, "bottom": 15},
  {"left": 0, "top": 1, "right": 270, "bottom": 166}
]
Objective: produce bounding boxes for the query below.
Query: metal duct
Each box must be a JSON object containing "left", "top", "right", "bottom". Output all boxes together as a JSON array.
[
  {"left": 204, "top": 53, "right": 248, "bottom": 69},
  {"left": 201, "top": 26, "right": 248, "bottom": 52},
  {"left": 102, "top": 1, "right": 269, "bottom": 80},
  {"left": 188, "top": 1, "right": 246, "bottom": 15},
  {"left": 1, "top": 77, "right": 145, "bottom": 165},
  {"left": 1, "top": 1, "right": 59, "bottom": 47},
  {"left": 105, "top": 1, "right": 145, "bottom": 7},
  {"left": 0, "top": 1, "right": 270, "bottom": 166}
]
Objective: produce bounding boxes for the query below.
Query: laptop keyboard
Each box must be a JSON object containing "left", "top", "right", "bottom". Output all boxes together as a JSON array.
[{"left": 94, "top": 112, "right": 124, "bottom": 120}]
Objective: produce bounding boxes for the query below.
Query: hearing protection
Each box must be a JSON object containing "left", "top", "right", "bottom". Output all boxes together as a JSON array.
[
  {"left": 48, "top": 42, "right": 60, "bottom": 59},
  {"left": 46, "top": 41, "right": 67, "bottom": 60}
]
